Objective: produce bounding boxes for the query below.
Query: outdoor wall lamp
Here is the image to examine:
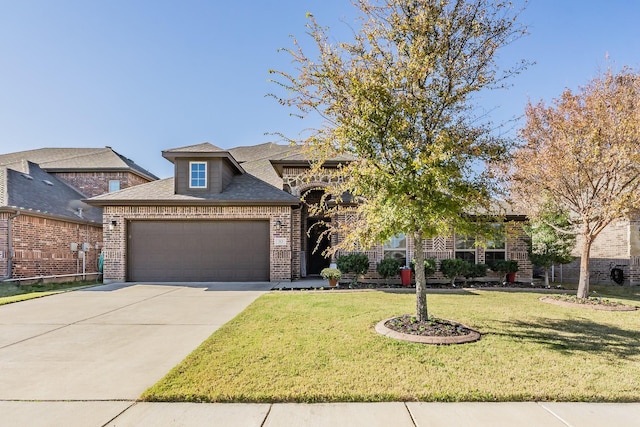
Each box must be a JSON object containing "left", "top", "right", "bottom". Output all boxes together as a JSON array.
[
  {"left": 109, "top": 219, "right": 117, "bottom": 230},
  {"left": 275, "top": 220, "right": 283, "bottom": 228}
]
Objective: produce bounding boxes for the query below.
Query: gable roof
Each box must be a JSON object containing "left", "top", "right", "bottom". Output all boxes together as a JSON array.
[
  {"left": 2, "top": 162, "right": 102, "bottom": 223},
  {"left": 161, "top": 142, "right": 245, "bottom": 174},
  {"left": 162, "top": 142, "right": 224, "bottom": 153},
  {"left": 0, "top": 147, "right": 159, "bottom": 181}
]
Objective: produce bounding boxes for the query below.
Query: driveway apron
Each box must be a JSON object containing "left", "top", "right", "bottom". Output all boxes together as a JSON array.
[{"left": 0, "top": 282, "right": 272, "bottom": 401}]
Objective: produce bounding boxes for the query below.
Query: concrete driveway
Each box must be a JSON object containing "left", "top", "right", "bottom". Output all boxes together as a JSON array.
[{"left": 0, "top": 282, "right": 272, "bottom": 425}]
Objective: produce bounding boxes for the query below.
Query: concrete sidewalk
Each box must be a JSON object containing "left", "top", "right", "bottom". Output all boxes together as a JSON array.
[{"left": 0, "top": 401, "right": 639, "bottom": 426}]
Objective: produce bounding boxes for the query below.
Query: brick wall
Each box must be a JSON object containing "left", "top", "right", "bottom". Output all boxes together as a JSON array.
[
  {"left": 556, "top": 220, "right": 638, "bottom": 285},
  {"left": 53, "top": 171, "right": 152, "bottom": 198},
  {"left": 102, "top": 205, "right": 293, "bottom": 282},
  {"left": 4, "top": 213, "right": 102, "bottom": 279},
  {"left": 561, "top": 219, "right": 637, "bottom": 286}
]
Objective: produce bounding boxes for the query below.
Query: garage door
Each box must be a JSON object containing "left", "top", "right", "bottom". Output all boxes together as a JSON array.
[{"left": 128, "top": 220, "right": 270, "bottom": 282}]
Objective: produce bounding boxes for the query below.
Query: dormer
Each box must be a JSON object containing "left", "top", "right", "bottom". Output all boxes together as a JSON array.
[{"left": 161, "top": 143, "right": 245, "bottom": 195}]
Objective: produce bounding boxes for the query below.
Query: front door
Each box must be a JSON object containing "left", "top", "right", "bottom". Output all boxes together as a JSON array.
[{"left": 307, "top": 218, "right": 331, "bottom": 275}]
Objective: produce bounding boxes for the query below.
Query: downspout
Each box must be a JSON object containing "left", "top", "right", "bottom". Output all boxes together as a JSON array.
[{"left": 1, "top": 210, "right": 20, "bottom": 281}]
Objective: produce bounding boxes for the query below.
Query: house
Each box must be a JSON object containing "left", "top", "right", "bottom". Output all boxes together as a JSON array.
[
  {"left": 0, "top": 147, "right": 158, "bottom": 281},
  {"left": 88, "top": 142, "right": 534, "bottom": 283},
  {"left": 558, "top": 218, "right": 640, "bottom": 286}
]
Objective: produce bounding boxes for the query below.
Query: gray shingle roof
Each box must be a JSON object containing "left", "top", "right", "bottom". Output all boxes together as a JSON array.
[
  {"left": 0, "top": 147, "right": 158, "bottom": 180},
  {"left": 87, "top": 174, "right": 300, "bottom": 206},
  {"left": 163, "top": 142, "right": 224, "bottom": 153},
  {"left": 4, "top": 162, "right": 102, "bottom": 223}
]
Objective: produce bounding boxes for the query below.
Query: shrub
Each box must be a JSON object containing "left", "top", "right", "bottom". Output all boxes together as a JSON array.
[
  {"left": 377, "top": 258, "right": 401, "bottom": 281},
  {"left": 440, "top": 258, "right": 471, "bottom": 285},
  {"left": 493, "top": 260, "right": 519, "bottom": 274},
  {"left": 336, "top": 253, "right": 370, "bottom": 275},
  {"left": 463, "top": 263, "right": 488, "bottom": 281},
  {"left": 410, "top": 258, "right": 437, "bottom": 276}
]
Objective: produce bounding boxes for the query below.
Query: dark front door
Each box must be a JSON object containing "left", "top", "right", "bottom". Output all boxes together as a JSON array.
[{"left": 307, "top": 218, "right": 331, "bottom": 275}]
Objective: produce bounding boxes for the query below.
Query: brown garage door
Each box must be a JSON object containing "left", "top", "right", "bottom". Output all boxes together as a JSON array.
[{"left": 128, "top": 220, "right": 270, "bottom": 282}]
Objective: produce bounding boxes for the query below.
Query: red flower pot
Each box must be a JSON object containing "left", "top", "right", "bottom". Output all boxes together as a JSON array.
[{"left": 400, "top": 269, "right": 412, "bottom": 286}]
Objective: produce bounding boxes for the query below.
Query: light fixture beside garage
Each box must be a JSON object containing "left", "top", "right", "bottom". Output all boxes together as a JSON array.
[
  {"left": 109, "top": 219, "right": 117, "bottom": 230},
  {"left": 275, "top": 220, "right": 283, "bottom": 228}
]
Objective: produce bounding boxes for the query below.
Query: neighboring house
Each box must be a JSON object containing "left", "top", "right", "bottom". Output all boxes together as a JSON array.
[
  {"left": 557, "top": 218, "right": 640, "bottom": 286},
  {"left": 88, "top": 142, "right": 534, "bottom": 283},
  {"left": 0, "top": 147, "right": 158, "bottom": 281}
]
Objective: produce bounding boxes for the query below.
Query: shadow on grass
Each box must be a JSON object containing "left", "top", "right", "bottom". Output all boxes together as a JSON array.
[{"left": 493, "top": 317, "right": 640, "bottom": 358}]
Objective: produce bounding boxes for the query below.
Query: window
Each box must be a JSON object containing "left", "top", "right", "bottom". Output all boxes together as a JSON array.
[
  {"left": 189, "top": 162, "right": 207, "bottom": 188},
  {"left": 485, "top": 223, "right": 506, "bottom": 269},
  {"left": 455, "top": 234, "right": 476, "bottom": 263},
  {"left": 108, "top": 180, "right": 120, "bottom": 192},
  {"left": 383, "top": 234, "right": 407, "bottom": 267}
]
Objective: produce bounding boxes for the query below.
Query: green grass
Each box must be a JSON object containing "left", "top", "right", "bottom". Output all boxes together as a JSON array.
[
  {"left": 143, "top": 287, "right": 640, "bottom": 403},
  {"left": 0, "top": 281, "right": 98, "bottom": 305}
]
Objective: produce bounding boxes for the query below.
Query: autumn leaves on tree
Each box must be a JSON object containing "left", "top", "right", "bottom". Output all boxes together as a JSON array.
[{"left": 509, "top": 68, "right": 640, "bottom": 298}]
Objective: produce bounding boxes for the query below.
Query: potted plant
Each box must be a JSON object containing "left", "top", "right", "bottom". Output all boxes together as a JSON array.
[
  {"left": 494, "top": 259, "right": 519, "bottom": 283},
  {"left": 320, "top": 267, "right": 342, "bottom": 287}
]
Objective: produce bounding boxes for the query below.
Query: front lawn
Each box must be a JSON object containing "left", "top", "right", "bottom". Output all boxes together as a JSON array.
[
  {"left": 143, "top": 288, "right": 640, "bottom": 403},
  {"left": 0, "top": 281, "right": 97, "bottom": 305}
]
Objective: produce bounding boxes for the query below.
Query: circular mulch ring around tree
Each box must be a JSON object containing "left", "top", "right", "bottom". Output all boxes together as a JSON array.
[
  {"left": 375, "top": 317, "right": 481, "bottom": 345},
  {"left": 539, "top": 296, "right": 638, "bottom": 311}
]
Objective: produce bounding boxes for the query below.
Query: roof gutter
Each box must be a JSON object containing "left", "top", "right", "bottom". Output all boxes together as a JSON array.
[{"left": 0, "top": 210, "right": 20, "bottom": 281}]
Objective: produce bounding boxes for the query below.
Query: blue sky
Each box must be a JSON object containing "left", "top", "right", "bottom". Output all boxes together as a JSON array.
[{"left": 1, "top": 1, "right": 639, "bottom": 178}]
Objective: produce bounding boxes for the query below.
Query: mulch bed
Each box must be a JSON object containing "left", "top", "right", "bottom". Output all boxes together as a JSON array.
[
  {"left": 540, "top": 295, "right": 638, "bottom": 311},
  {"left": 375, "top": 315, "right": 481, "bottom": 345}
]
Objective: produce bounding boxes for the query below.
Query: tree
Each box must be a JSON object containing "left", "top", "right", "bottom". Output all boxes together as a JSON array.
[
  {"left": 524, "top": 207, "right": 575, "bottom": 287},
  {"left": 509, "top": 68, "right": 640, "bottom": 299},
  {"left": 270, "top": 0, "right": 526, "bottom": 321}
]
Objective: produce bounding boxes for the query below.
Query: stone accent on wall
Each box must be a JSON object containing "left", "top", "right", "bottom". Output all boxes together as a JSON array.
[
  {"left": 53, "top": 171, "right": 152, "bottom": 198},
  {"left": 282, "top": 167, "right": 341, "bottom": 197},
  {"left": 102, "top": 205, "right": 293, "bottom": 282}
]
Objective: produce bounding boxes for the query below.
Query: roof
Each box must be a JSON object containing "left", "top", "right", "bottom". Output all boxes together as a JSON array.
[
  {"left": 229, "top": 143, "right": 352, "bottom": 187},
  {"left": 86, "top": 175, "right": 300, "bottom": 206},
  {"left": 2, "top": 162, "right": 102, "bottom": 223},
  {"left": 161, "top": 142, "right": 245, "bottom": 174},
  {"left": 162, "top": 142, "right": 224, "bottom": 153},
  {"left": 0, "top": 147, "right": 159, "bottom": 181}
]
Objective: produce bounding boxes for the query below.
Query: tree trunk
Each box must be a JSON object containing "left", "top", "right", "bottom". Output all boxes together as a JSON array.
[
  {"left": 577, "top": 234, "right": 593, "bottom": 299},
  {"left": 544, "top": 268, "right": 550, "bottom": 288},
  {"left": 414, "top": 231, "right": 428, "bottom": 321}
]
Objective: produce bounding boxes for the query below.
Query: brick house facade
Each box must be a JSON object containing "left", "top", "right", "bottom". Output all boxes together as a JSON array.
[
  {"left": 281, "top": 166, "right": 533, "bottom": 283},
  {"left": 0, "top": 147, "right": 157, "bottom": 282},
  {"left": 88, "top": 142, "right": 533, "bottom": 284}
]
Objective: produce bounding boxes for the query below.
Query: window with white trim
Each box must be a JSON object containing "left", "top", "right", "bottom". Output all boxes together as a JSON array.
[
  {"left": 383, "top": 234, "right": 407, "bottom": 267},
  {"left": 454, "top": 234, "right": 476, "bottom": 263},
  {"left": 189, "top": 161, "right": 207, "bottom": 188}
]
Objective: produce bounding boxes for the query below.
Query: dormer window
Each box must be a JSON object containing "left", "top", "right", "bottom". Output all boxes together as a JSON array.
[{"left": 189, "top": 161, "right": 207, "bottom": 188}]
